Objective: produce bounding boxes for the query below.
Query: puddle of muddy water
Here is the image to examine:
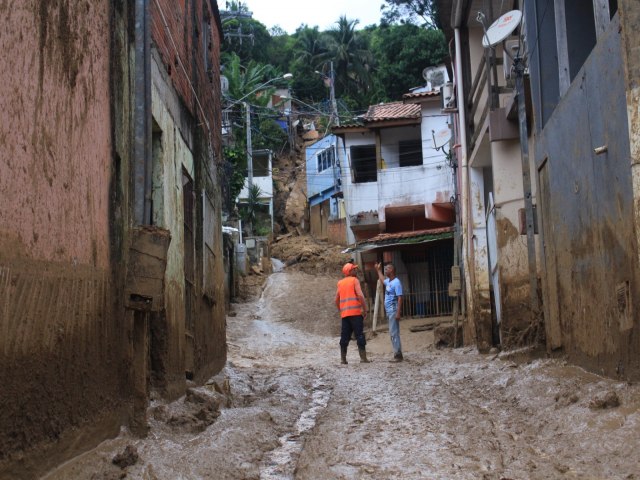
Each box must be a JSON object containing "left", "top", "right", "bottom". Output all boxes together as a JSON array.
[{"left": 259, "top": 376, "right": 331, "bottom": 479}]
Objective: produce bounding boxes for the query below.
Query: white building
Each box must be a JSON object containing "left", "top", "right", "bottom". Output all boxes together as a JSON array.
[{"left": 332, "top": 92, "right": 457, "bottom": 318}]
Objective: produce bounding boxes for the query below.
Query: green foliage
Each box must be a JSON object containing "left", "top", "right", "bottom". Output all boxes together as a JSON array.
[
  {"left": 220, "top": 4, "right": 445, "bottom": 127},
  {"left": 370, "top": 25, "right": 447, "bottom": 102},
  {"left": 239, "top": 184, "right": 271, "bottom": 235},
  {"left": 253, "top": 118, "right": 289, "bottom": 154},
  {"left": 223, "top": 144, "right": 247, "bottom": 205},
  {"left": 381, "top": 0, "right": 441, "bottom": 29},
  {"left": 222, "top": 3, "right": 272, "bottom": 64},
  {"left": 324, "top": 16, "right": 375, "bottom": 102}
]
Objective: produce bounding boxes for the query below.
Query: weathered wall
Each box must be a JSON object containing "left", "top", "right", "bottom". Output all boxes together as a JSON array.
[
  {"left": 150, "top": 0, "right": 226, "bottom": 394},
  {"left": 328, "top": 218, "right": 348, "bottom": 246},
  {"left": 310, "top": 201, "right": 328, "bottom": 239},
  {"left": 0, "top": 1, "right": 131, "bottom": 477},
  {"left": 491, "top": 139, "right": 534, "bottom": 347},
  {"left": 534, "top": 15, "right": 640, "bottom": 378},
  {"left": 151, "top": 69, "right": 192, "bottom": 398}
]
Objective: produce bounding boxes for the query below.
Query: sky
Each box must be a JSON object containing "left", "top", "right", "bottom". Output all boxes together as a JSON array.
[{"left": 240, "top": 0, "right": 385, "bottom": 34}]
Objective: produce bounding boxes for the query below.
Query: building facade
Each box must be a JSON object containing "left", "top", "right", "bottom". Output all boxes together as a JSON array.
[
  {"left": 306, "top": 134, "right": 346, "bottom": 244},
  {"left": 0, "top": 1, "right": 226, "bottom": 477},
  {"left": 334, "top": 95, "right": 457, "bottom": 317},
  {"left": 437, "top": 0, "right": 640, "bottom": 378}
]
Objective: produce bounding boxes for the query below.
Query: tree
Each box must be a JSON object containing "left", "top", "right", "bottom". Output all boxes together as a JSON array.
[
  {"left": 380, "top": 0, "right": 440, "bottom": 29},
  {"left": 288, "top": 26, "right": 330, "bottom": 101},
  {"left": 221, "top": 2, "right": 272, "bottom": 64},
  {"left": 370, "top": 24, "right": 447, "bottom": 101},
  {"left": 324, "top": 16, "right": 375, "bottom": 108}
]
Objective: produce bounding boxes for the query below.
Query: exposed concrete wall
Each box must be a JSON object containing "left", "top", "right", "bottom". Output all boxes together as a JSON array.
[
  {"left": 534, "top": 15, "right": 640, "bottom": 379},
  {"left": 0, "top": 1, "right": 132, "bottom": 477},
  {"left": 490, "top": 139, "right": 533, "bottom": 347}
]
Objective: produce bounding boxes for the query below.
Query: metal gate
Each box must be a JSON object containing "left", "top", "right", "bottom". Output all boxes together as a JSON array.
[{"left": 399, "top": 239, "right": 454, "bottom": 317}]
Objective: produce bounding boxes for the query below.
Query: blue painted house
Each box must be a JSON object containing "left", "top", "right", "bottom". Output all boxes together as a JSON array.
[{"left": 305, "top": 134, "right": 346, "bottom": 243}]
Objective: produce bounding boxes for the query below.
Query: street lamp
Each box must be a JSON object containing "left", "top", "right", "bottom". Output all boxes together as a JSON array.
[
  {"left": 241, "top": 73, "right": 293, "bottom": 191},
  {"left": 233, "top": 73, "right": 292, "bottom": 236}
]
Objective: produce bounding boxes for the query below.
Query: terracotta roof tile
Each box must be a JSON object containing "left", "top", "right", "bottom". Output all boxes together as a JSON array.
[
  {"left": 363, "top": 102, "right": 421, "bottom": 122},
  {"left": 402, "top": 90, "right": 441, "bottom": 100}
]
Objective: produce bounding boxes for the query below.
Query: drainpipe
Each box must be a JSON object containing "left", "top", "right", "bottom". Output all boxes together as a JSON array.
[
  {"left": 134, "top": 0, "right": 151, "bottom": 225},
  {"left": 454, "top": 27, "right": 473, "bottom": 296}
]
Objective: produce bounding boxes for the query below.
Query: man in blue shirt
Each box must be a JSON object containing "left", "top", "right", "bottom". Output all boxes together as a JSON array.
[{"left": 375, "top": 262, "right": 403, "bottom": 362}]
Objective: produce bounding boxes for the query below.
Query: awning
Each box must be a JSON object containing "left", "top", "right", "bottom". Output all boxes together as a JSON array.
[{"left": 342, "top": 226, "right": 455, "bottom": 253}]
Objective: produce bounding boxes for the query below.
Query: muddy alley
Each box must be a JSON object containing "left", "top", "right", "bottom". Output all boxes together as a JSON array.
[{"left": 43, "top": 268, "right": 640, "bottom": 480}]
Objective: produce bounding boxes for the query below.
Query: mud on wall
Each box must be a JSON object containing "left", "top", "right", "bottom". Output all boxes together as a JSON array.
[
  {"left": 534, "top": 16, "right": 640, "bottom": 379},
  {"left": 0, "top": 0, "right": 132, "bottom": 478},
  {"left": 150, "top": 46, "right": 226, "bottom": 398}
]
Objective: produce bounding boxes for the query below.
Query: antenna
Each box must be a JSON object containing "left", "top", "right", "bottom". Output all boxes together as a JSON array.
[
  {"left": 432, "top": 127, "right": 451, "bottom": 150},
  {"left": 481, "top": 10, "right": 522, "bottom": 48}
]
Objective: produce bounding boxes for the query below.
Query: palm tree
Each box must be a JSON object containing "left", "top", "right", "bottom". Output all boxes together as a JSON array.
[
  {"left": 293, "top": 26, "right": 328, "bottom": 69},
  {"left": 324, "top": 16, "right": 374, "bottom": 101},
  {"left": 224, "top": 53, "right": 275, "bottom": 107}
]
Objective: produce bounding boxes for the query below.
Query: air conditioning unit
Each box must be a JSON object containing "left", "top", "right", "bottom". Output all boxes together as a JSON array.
[
  {"left": 440, "top": 82, "right": 456, "bottom": 112},
  {"left": 503, "top": 38, "right": 522, "bottom": 85},
  {"left": 423, "top": 65, "right": 449, "bottom": 92}
]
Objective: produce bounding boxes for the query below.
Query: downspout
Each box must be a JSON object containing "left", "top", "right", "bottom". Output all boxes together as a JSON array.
[{"left": 134, "top": 0, "right": 151, "bottom": 225}]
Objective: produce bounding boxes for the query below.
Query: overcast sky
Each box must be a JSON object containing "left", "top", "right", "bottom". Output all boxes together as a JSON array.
[{"left": 240, "top": 0, "right": 385, "bottom": 34}]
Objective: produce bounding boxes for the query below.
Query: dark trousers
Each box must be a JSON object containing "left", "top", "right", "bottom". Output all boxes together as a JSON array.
[{"left": 340, "top": 315, "right": 366, "bottom": 350}]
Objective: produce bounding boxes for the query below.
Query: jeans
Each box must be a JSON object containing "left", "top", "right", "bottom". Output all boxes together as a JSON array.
[
  {"left": 387, "top": 308, "right": 402, "bottom": 354},
  {"left": 340, "top": 315, "right": 366, "bottom": 350}
]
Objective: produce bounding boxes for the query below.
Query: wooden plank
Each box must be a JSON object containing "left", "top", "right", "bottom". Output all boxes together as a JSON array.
[
  {"left": 554, "top": 0, "right": 571, "bottom": 96},
  {"left": 372, "top": 280, "right": 384, "bottom": 332},
  {"left": 592, "top": 0, "right": 610, "bottom": 40}
]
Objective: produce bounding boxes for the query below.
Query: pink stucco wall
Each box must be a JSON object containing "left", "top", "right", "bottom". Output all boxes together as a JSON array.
[{"left": 0, "top": 0, "right": 112, "bottom": 269}]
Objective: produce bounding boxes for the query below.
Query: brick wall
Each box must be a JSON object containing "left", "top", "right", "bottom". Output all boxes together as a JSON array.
[{"left": 150, "top": 0, "right": 222, "bottom": 160}]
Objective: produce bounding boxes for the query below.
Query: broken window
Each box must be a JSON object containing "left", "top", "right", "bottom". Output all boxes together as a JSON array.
[
  {"left": 399, "top": 140, "right": 422, "bottom": 167},
  {"left": 350, "top": 145, "right": 377, "bottom": 183},
  {"left": 253, "top": 152, "right": 270, "bottom": 177}
]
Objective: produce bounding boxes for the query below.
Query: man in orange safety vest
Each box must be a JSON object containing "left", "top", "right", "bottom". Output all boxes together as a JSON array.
[{"left": 335, "top": 262, "right": 370, "bottom": 364}]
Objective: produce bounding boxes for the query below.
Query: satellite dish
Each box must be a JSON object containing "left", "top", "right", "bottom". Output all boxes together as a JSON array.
[
  {"left": 432, "top": 127, "right": 451, "bottom": 149},
  {"left": 482, "top": 10, "right": 522, "bottom": 47}
]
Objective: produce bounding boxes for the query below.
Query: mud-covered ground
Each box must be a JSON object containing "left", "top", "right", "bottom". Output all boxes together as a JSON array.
[{"left": 43, "top": 268, "right": 640, "bottom": 479}]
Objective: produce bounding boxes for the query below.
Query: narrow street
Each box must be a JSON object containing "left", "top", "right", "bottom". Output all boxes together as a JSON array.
[{"left": 44, "top": 267, "right": 640, "bottom": 480}]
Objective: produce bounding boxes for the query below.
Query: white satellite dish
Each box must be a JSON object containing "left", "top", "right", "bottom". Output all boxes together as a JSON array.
[
  {"left": 482, "top": 10, "right": 522, "bottom": 47},
  {"left": 432, "top": 127, "right": 451, "bottom": 149}
]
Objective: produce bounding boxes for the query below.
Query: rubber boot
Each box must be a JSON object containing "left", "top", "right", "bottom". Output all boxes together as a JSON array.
[
  {"left": 358, "top": 348, "right": 370, "bottom": 363},
  {"left": 341, "top": 347, "right": 348, "bottom": 365}
]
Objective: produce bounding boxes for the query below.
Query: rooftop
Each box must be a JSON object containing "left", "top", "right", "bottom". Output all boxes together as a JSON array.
[{"left": 363, "top": 102, "right": 421, "bottom": 123}]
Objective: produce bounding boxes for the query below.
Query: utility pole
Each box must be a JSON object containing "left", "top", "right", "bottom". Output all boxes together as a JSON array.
[
  {"left": 245, "top": 101, "right": 253, "bottom": 236},
  {"left": 330, "top": 61, "right": 339, "bottom": 126},
  {"left": 244, "top": 101, "right": 253, "bottom": 191}
]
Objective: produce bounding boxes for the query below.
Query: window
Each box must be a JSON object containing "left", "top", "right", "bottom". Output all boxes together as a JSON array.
[
  {"left": 350, "top": 145, "right": 377, "bottom": 183},
  {"left": 317, "top": 146, "right": 335, "bottom": 173},
  {"left": 253, "top": 152, "right": 270, "bottom": 177},
  {"left": 399, "top": 140, "right": 422, "bottom": 167}
]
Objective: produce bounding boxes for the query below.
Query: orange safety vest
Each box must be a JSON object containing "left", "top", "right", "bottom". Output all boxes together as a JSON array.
[{"left": 337, "top": 276, "right": 363, "bottom": 318}]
